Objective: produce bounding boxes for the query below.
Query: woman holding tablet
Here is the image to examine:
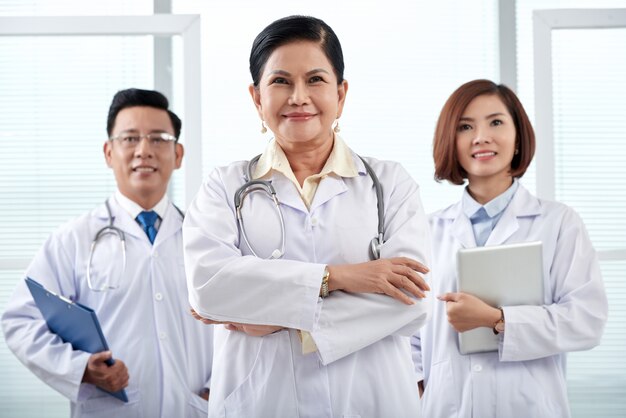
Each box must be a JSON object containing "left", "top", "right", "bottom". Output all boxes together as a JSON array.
[{"left": 411, "top": 79, "right": 608, "bottom": 418}]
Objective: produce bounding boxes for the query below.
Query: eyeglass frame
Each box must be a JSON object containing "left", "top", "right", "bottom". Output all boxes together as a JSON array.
[{"left": 108, "top": 131, "right": 179, "bottom": 148}]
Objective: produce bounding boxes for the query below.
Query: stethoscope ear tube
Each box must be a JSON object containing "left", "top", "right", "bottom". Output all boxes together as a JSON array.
[
  {"left": 87, "top": 200, "right": 128, "bottom": 292},
  {"left": 236, "top": 154, "right": 384, "bottom": 261},
  {"left": 235, "top": 180, "right": 286, "bottom": 259}
]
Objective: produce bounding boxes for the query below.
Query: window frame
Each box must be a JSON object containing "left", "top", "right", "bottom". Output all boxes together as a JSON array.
[
  {"left": 532, "top": 7, "right": 626, "bottom": 261},
  {"left": 0, "top": 14, "right": 202, "bottom": 272}
]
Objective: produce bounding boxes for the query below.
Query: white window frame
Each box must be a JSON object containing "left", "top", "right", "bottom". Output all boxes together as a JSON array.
[
  {"left": 532, "top": 8, "right": 626, "bottom": 262},
  {"left": 0, "top": 15, "right": 202, "bottom": 272}
]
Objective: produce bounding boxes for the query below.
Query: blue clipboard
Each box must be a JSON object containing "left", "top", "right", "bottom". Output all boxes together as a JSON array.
[{"left": 25, "top": 277, "right": 128, "bottom": 402}]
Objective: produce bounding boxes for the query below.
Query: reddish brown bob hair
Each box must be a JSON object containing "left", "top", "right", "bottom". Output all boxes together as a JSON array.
[{"left": 433, "top": 79, "right": 535, "bottom": 185}]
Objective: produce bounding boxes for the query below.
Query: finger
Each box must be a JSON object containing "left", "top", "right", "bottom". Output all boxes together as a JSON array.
[
  {"left": 437, "top": 292, "right": 460, "bottom": 302},
  {"left": 394, "top": 265, "right": 430, "bottom": 292},
  {"left": 89, "top": 351, "right": 112, "bottom": 366},
  {"left": 382, "top": 283, "right": 414, "bottom": 305},
  {"left": 389, "top": 273, "right": 424, "bottom": 299},
  {"left": 391, "top": 257, "right": 430, "bottom": 274}
]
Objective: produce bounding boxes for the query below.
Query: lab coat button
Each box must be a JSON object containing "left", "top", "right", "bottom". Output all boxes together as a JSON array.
[
  {"left": 159, "top": 332, "right": 166, "bottom": 340},
  {"left": 311, "top": 218, "right": 318, "bottom": 226},
  {"left": 155, "top": 292, "right": 163, "bottom": 301},
  {"left": 153, "top": 251, "right": 159, "bottom": 258},
  {"left": 473, "top": 364, "right": 482, "bottom": 372}
]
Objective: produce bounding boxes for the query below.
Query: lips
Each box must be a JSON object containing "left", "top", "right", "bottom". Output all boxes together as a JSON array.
[
  {"left": 133, "top": 166, "right": 157, "bottom": 172},
  {"left": 472, "top": 151, "right": 497, "bottom": 159},
  {"left": 283, "top": 112, "right": 316, "bottom": 120}
]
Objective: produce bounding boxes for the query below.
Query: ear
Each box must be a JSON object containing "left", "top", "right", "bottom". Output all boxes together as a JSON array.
[
  {"left": 103, "top": 141, "right": 113, "bottom": 168},
  {"left": 174, "top": 143, "right": 184, "bottom": 169},
  {"left": 248, "top": 84, "right": 264, "bottom": 120},
  {"left": 336, "top": 79, "right": 349, "bottom": 119}
]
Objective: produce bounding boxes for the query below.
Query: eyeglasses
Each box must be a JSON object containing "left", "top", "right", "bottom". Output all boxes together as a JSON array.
[{"left": 109, "top": 132, "right": 178, "bottom": 149}]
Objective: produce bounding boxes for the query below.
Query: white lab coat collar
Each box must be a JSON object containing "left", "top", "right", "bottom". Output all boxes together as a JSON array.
[
  {"left": 93, "top": 195, "right": 182, "bottom": 247},
  {"left": 245, "top": 149, "right": 368, "bottom": 214},
  {"left": 434, "top": 183, "right": 542, "bottom": 248}
]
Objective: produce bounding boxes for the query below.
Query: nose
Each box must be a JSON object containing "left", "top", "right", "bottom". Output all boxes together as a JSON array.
[
  {"left": 288, "top": 81, "right": 310, "bottom": 106},
  {"left": 472, "top": 128, "right": 492, "bottom": 146},
  {"left": 134, "top": 136, "right": 154, "bottom": 158}
]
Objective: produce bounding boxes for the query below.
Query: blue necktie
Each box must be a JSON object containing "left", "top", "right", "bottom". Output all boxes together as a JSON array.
[{"left": 136, "top": 211, "right": 159, "bottom": 244}]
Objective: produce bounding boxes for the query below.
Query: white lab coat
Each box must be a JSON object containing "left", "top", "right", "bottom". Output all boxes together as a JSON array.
[
  {"left": 2, "top": 197, "right": 213, "bottom": 418},
  {"left": 411, "top": 184, "right": 608, "bottom": 418},
  {"left": 184, "top": 152, "right": 431, "bottom": 418}
]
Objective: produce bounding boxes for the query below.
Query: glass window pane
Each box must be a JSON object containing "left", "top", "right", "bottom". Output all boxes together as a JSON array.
[{"left": 552, "top": 28, "right": 626, "bottom": 252}]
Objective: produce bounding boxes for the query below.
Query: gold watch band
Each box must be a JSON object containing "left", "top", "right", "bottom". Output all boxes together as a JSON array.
[{"left": 320, "top": 267, "right": 330, "bottom": 298}]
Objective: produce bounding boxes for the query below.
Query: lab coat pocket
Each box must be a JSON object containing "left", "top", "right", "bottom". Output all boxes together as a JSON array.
[
  {"left": 504, "top": 359, "right": 564, "bottom": 417},
  {"left": 223, "top": 331, "right": 298, "bottom": 417},
  {"left": 187, "top": 392, "right": 209, "bottom": 417},
  {"left": 422, "top": 359, "right": 457, "bottom": 418},
  {"left": 79, "top": 387, "right": 142, "bottom": 418}
]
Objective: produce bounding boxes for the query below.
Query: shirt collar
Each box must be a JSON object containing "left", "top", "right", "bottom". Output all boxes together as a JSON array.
[
  {"left": 252, "top": 134, "right": 359, "bottom": 180},
  {"left": 462, "top": 178, "right": 519, "bottom": 219},
  {"left": 114, "top": 190, "right": 169, "bottom": 220}
]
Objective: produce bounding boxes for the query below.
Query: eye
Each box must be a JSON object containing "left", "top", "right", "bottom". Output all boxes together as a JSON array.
[
  {"left": 309, "top": 75, "right": 324, "bottom": 83},
  {"left": 270, "top": 77, "right": 289, "bottom": 85},
  {"left": 457, "top": 124, "right": 472, "bottom": 132},
  {"left": 491, "top": 119, "right": 503, "bottom": 126},
  {"left": 122, "top": 135, "right": 140, "bottom": 143}
]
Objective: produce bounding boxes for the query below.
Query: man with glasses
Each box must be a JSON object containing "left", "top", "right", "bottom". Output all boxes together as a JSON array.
[{"left": 2, "top": 88, "right": 213, "bottom": 417}]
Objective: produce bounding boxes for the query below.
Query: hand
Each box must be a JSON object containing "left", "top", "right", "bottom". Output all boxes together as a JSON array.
[
  {"left": 190, "top": 308, "right": 227, "bottom": 325},
  {"left": 327, "top": 257, "right": 430, "bottom": 305},
  {"left": 437, "top": 292, "right": 501, "bottom": 332},
  {"left": 199, "top": 388, "right": 210, "bottom": 401},
  {"left": 224, "top": 323, "right": 284, "bottom": 337},
  {"left": 81, "top": 351, "right": 129, "bottom": 393},
  {"left": 190, "top": 309, "right": 283, "bottom": 336}
]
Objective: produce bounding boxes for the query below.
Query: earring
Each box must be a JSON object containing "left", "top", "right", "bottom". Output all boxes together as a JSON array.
[
  {"left": 260, "top": 121, "right": 267, "bottom": 134},
  {"left": 514, "top": 148, "right": 519, "bottom": 155},
  {"left": 333, "top": 121, "right": 341, "bottom": 133}
]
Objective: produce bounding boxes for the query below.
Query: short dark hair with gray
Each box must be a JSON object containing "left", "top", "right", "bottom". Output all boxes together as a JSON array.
[{"left": 106, "top": 88, "right": 182, "bottom": 139}]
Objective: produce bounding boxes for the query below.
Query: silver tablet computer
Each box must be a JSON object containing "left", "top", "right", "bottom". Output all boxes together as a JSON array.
[{"left": 456, "top": 241, "right": 544, "bottom": 355}]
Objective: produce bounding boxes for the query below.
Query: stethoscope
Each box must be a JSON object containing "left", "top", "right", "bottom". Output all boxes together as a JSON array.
[
  {"left": 234, "top": 154, "right": 385, "bottom": 261},
  {"left": 86, "top": 200, "right": 184, "bottom": 292}
]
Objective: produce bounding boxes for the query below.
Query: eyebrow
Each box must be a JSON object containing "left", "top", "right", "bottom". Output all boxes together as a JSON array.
[
  {"left": 116, "top": 129, "right": 169, "bottom": 135},
  {"left": 459, "top": 112, "right": 507, "bottom": 122},
  {"left": 267, "top": 68, "right": 331, "bottom": 77}
]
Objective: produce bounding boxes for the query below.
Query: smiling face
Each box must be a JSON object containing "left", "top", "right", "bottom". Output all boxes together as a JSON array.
[
  {"left": 249, "top": 40, "right": 348, "bottom": 151},
  {"left": 455, "top": 94, "right": 517, "bottom": 188},
  {"left": 104, "top": 106, "right": 183, "bottom": 209}
]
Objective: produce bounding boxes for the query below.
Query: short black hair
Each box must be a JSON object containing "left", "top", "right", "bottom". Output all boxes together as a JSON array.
[
  {"left": 106, "top": 88, "right": 182, "bottom": 139},
  {"left": 249, "top": 15, "right": 345, "bottom": 87}
]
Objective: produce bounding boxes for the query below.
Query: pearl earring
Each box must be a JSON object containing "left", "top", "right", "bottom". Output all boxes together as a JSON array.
[
  {"left": 261, "top": 121, "right": 267, "bottom": 134},
  {"left": 333, "top": 121, "right": 341, "bottom": 133},
  {"left": 514, "top": 148, "right": 519, "bottom": 155}
]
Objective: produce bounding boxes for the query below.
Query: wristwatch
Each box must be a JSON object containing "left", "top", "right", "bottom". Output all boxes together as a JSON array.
[
  {"left": 492, "top": 307, "right": 505, "bottom": 335},
  {"left": 320, "top": 267, "right": 330, "bottom": 298}
]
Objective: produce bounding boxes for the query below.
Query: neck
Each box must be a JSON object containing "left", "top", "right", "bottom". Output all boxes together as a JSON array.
[
  {"left": 119, "top": 190, "right": 165, "bottom": 211},
  {"left": 467, "top": 176, "right": 514, "bottom": 205},
  {"left": 277, "top": 134, "right": 334, "bottom": 186}
]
